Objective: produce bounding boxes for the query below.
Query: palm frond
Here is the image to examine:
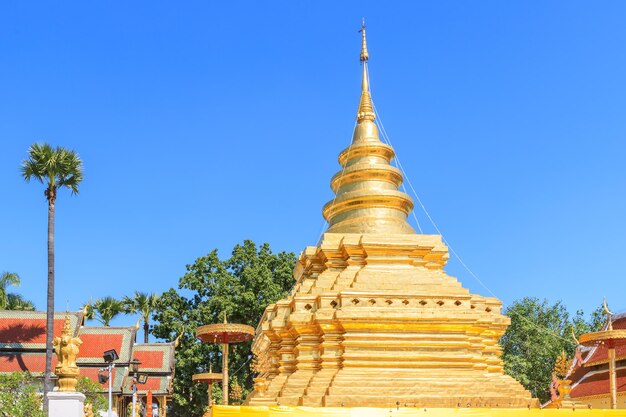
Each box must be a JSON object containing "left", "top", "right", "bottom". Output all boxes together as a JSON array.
[
  {"left": 21, "top": 143, "right": 84, "bottom": 194},
  {"left": 6, "top": 293, "right": 35, "bottom": 311},
  {"left": 92, "top": 296, "right": 124, "bottom": 326},
  {"left": 0, "top": 272, "right": 20, "bottom": 288}
]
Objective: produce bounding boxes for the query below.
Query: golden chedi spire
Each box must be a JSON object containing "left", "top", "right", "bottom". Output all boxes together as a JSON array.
[
  {"left": 323, "top": 19, "right": 415, "bottom": 234},
  {"left": 246, "top": 22, "right": 536, "bottom": 409}
]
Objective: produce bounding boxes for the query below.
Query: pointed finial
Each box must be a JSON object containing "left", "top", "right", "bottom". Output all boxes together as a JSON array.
[
  {"left": 223, "top": 312, "right": 228, "bottom": 324},
  {"left": 174, "top": 327, "right": 184, "bottom": 348},
  {"left": 359, "top": 18, "right": 369, "bottom": 63},
  {"left": 356, "top": 18, "right": 375, "bottom": 123},
  {"left": 603, "top": 297, "right": 613, "bottom": 331}
]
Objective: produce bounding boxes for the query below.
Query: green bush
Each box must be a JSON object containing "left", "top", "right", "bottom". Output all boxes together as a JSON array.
[
  {"left": 77, "top": 376, "right": 108, "bottom": 414},
  {"left": 0, "top": 372, "right": 44, "bottom": 417}
]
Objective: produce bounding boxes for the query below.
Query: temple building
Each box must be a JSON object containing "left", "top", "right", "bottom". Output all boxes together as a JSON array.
[
  {"left": 245, "top": 24, "right": 536, "bottom": 408},
  {"left": 0, "top": 310, "right": 175, "bottom": 416},
  {"left": 567, "top": 313, "right": 626, "bottom": 408}
]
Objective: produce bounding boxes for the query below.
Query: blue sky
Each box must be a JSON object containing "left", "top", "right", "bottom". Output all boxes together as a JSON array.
[{"left": 1, "top": 1, "right": 625, "bottom": 329}]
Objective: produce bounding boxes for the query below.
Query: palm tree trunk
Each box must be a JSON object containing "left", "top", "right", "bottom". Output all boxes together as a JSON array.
[
  {"left": 43, "top": 190, "right": 55, "bottom": 411},
  {"left": 144, "top": 319, "right": 149, "bottom": 344}
]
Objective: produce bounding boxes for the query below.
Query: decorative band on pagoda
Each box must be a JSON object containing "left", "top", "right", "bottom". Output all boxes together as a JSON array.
[
  {"left": 330, "top": 165, "right": 403, "bottom": 193},
  {"left": 322, "top": 191, "right": 414, "bottom": 220},
  {"left": 338, "top": 143, "right": 395, "bottom": 166}
]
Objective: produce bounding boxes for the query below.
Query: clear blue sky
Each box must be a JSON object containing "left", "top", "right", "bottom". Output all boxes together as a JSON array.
[{"left": 1, "top": 1, "right": 625, "bottom": 329}]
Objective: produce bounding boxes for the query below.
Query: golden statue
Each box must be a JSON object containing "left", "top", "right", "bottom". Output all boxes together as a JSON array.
[
  {"left": 53, "top": 314, "right": 82, "bottom": 392},
  {"left": 84, "top": 403, "right": 94, "bottom": 417}
]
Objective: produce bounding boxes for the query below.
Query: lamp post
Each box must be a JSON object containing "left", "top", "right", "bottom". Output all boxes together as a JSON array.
[
  {"left": 130, "top": 358, "right": 141, "bottom": 417},
  {"left": 129, "top": 358, "right": 148, "bottom": 417},
  {"left": 102, "top": 349, "right": 119, "bottom": 417}
]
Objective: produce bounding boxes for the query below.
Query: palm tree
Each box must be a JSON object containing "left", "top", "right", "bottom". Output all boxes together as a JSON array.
[
  {"left": 91, "top": 296, "right": 125, "bottom": 326},
  {"left": 6, "top": 293, "right": 35, "bottom": 311},
  {"left": 0, "top": 272, "right": 21, "bottom": 309},
  {"left": 21, "top": 143, "right": 83, "bottom": 405},
  {"left": 123, "top": 291, "right": 160, "bottom": 343},
  {"left": 1, "top": 272, "right": 36, "bottom": 311}
]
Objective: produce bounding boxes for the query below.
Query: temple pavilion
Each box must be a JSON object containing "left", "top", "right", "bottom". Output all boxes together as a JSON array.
[
  {"left": 243, "top": 23, "right": 536, "bottom": 409},
  {"left": 0, "top": 310, "right": 175, "bottom": 416},
  {"left": 566, "top": 312, "right": 626, "bottom": 408}
]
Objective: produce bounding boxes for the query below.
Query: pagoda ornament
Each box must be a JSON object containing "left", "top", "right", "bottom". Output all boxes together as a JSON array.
[
  {"left": 545, "top": 350, "right": 587, "bottom": 409},
  {"left": 53, "top": 314, "right": 83, "bottom": 392}
]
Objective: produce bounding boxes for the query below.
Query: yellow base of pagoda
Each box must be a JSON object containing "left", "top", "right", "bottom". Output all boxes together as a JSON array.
[
  {"left": 246, "top": 233, "right": 535, "bottom": 408},
  {"left": 212, "top": 406, "right": 626, "bottom": 417}
]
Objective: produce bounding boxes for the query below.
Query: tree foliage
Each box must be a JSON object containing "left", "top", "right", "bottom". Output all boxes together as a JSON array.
[
  {"left": 499, "top": 297, "right": 605, "bottom": 403},
  {"left": 152, "top": 240, "right": 296, "bottom": 417},
  {"left": 77, "top": 376, "right": 107, "bottom": 414},
  {"left": 85, "top": 296, "right": 126, "bottom": 326},
  {"left": 0, "top": 372, "right": 44, "bottom": 417},
  {"left": 123, "top": 291, "right": 160, "bottom": 343},
  {"left": 0, "top": 272, "right": 35, "bottom": 310}
]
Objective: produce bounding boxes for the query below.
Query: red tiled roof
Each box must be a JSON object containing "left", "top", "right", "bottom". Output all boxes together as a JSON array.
[
  {"left": 0, "top": 319, "right": 62, "bottom": 344},
  {"left": 80, "top": 334, "right": 124, "bottom": 359},
  {"left": 571, "top": 368, "right": 626, "bottom": 398},
  {"left": 134, "top": 350, "right": 164, "bottom": 370},
  {"left": 0, "top": 353, "right": 58, "bottom": 373},
  {"left": 80, "top": 366, "right": 125, "bottom": 392},
  {"left": 132, "top": 343, "right": 174, "bottom": 373},
  {"left": 76, "top": 327, "right": 135, "bottom": 364},
  {"left": 124, "top": 375, "right": 171, "bottom": 395},
  {"left": 0, "top": 311, "right": 81, "bottom": 349},
  {"left": 0, "top": 311, "right": 173, "bottom": 397}
]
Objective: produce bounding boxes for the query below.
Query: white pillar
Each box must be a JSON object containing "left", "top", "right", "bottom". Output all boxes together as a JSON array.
[{"left": 47, "top": 392, "right": 86, "bottom": 417}]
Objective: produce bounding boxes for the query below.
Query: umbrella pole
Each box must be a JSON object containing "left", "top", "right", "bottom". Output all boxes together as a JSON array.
[
  {"left": 223, "top": 342, "right": 229, "bottom": 405},
  {"left": 609, "top": 345, "right": 617, "bottom": 409}
]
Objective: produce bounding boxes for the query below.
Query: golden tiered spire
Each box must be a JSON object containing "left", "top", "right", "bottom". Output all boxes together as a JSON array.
[
  {"left": 322, "top": 20, "right": 415, "bottom": 234},
  {"left": 357, "top": 19, "right": 375, "bottom": 122}
]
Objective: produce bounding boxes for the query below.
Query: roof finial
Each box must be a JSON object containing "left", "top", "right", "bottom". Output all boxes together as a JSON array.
[
  {"left": 603, "top": 297, "right": 613, "bottom": 331},
  {"left": 356, "top": 18, "right": 375, "bottom": 123}
]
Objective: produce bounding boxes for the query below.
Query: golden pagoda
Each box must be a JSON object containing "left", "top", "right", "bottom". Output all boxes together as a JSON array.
[{"left": 244, "top": 21, "right": 536, "bottom": 409}]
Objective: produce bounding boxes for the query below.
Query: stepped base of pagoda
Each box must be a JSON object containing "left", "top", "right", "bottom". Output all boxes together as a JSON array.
[
  {"left": 247, "top": 369, "right": 536, "bottom": 408},
  {"left": 214, "top": 406, "right": 622, "bottom": 417}
]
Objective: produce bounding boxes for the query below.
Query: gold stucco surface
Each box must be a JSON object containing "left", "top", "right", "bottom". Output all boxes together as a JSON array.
[
  {"left": 246, "top": 233, "right": 535, "bottom": 407},
  {"left": 245, "top": 24, "right": 535, "bottom": 408},
  {"left": 214, "top": 405, "right": 626, "bottom": 417}
]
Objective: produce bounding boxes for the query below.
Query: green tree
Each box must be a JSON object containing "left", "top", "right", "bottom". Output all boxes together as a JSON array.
[
  {"left": 0, "top": 372, "right": 45, "bottom": 417},
  {"left": 6, "top": 293, "right": 35, "bottom": 311},
  {"left": 499, "top": 297, "right": 605, "bottom": 403},
  {"left": 152, "top": 240, "right": 296, "bottom": 417},
  {"left": 22, "top": 143, "right": 83, "bottom": 406},
  {"left": 123, "top": 291, "right": 160, "bottom": 343},
  {"left": 0, "top": 272, "right": 36, "bottom": 311},
  {"left": 77, "top": 376, "right": 107, "bottom": 414},
  {"left": 86, "top": 296, "right": 125, "bottom": 326},
  {"left": 0, "top": 272, "right": 20, "bottom": 309}
]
